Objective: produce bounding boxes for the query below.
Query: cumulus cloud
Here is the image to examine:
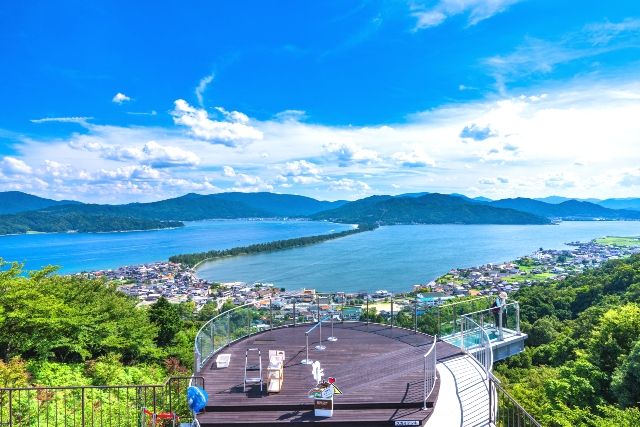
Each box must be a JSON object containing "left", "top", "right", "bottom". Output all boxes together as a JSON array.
[
  {"left": 0, "top": 156, "right": 32, "bottom": 175},
  {"left": 171, "top": 99, "right": 263, "bottom": 146},
  {"left": 460, "top": 123, "right": 497, "bottom": 141},
  {"left": 391, "top": 146, "right": 435, "bottom": 167},
  {"left": 323, "top": 142, "right": 380, "bottom": 166},
  {"left": 412, "top": 0, "right": 522, "bottom": 30},
  {"left": 545, "top": 174, "right": 576, "bottom": 189},
  {"left": 479, "top": 176, "right": 509, "bottom": 185},
  {"left": 222, "top": 166, "right": 236, "bottom": 177},
  {"left": 195, "top": 73, "right": 215, "bottom": 106},
  {"left": 329, "top": 178, "right": 371, "bottom": 193},
  {"left": 112, "top": 92, "right": 131, "bottom": 104},
  {"left": 70, "top": 140, "right": 200, "bottom": 168},
  {"left": 619, "top": 169, "right": 640, "bottom": 187}
]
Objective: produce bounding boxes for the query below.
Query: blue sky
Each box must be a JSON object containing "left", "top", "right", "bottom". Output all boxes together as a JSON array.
[{"left": 1, "top": 0, "right": 640, "bottom": 202}]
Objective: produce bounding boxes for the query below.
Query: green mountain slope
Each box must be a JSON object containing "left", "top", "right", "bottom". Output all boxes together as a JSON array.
[
  {"left": 0, "top": 210, "right": 182, "bottom": 234},
  {"left": 0, "top": 191, "right": 81, "bottom": 214},
  {"left": 497, "top": 254, "right": 640, "bottom": 426},
  {"left": 312, "top": 193, "right": 551, "bottom": 224},
  {"left": 490, "top": 198, "right": 640, "bottom": 220}
]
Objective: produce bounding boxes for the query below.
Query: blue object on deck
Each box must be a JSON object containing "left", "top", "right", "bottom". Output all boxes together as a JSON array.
[{"left": 187, "top": 386, "right": 208, "bottom": 413}]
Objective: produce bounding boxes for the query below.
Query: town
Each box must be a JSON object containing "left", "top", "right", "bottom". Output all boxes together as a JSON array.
[{"left": 82, "top": 237, "right": 640, "bottom": 321}]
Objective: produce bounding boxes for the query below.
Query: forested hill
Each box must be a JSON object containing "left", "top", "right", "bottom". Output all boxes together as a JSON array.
[
  {"left": 311, "top": 193, "right": 551, "bottom": 225},
  {"left": 489, "top": 198, "right": 640, "bottom": 220},
  {"left": 498, "top": 254, "right": 640, "bottom": 426},
  {"left": 0, "top": 191, "right": 80, "bottom": 214},
  {"left": 0, "top": 210, "right": 182, "bottom": 235}
]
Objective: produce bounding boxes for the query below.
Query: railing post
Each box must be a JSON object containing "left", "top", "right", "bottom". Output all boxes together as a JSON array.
[
  {"left": 210, "top": 322, "right": 215, "bottom": 354},
  {"left": 488, "top": 377, "right": 493, "bottom": 424},
  {"left": 516, "top": 302, "right": 521, "bottom": 335},
  {"left": 390, "top": 296, "right": 394, "bottom": 329},
  {"left": 302, "top": 332, "right": 312, "bottom": 364},
  {"left": 9, "top": 388, "right": 13, "bottom": 425},
  {"left": 227, "top": 313, "right": 231, "bottom": 346},
  {"left": 81, "top": 386, "right": 86, "bottom": 426},
  {"left": 316, "top": 295, "right": 320, "bottom": 322},
  {"left": 423, "top": 354, "right": 427, "bottom": 410},
  {"left": 269, "top": 298, "right": 273, "bottom": 331},
  {"left": 460, "top": 315, "right": 465, "bottom": 350},
  {"left": 498, "top": 306, "right": 504, "bottom": 341},
  {"left": 414, "top": 295, "right": 418, "bottom": 333},
  {"left": 366, "top": 298, "right": 369, "bottom": 325}
]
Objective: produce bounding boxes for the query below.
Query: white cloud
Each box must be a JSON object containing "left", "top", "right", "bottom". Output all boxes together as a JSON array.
[
  {"left": 31, "top": 116, "right": 92, "bottom": 125},
  {"left": 7, "top": 77, "right": 640, "bottom": 201},
  {"left": 171, "top": 99, "right": 263, "bottom": 146},
  {"left": 70, "top": 139, "right": 200, "bottom": 168},
  {"left": 127, "top": 110, "right": 158, "bottom": 116},
  {"left": 485, "top": 19, "right": 640, "bottom": 91},
  {"left": 112, "top": 92, "right": 131, "bottom": 104},
  {"left": 391, "top": 146, "right": 435, "bottom": 167},
  {"left": 329, "top": 178, "right": 371, "bottom": 193},
  {"left": 274, "top": 110, "right": 307, "bottom": 122},
  {"left": 323, "top": 142, "right": 380, "bottom": 166},
  {"left": 0, "top": 156, "right": 32, "bottom": 175},
  {"left": 195, "top": 73, "right": 215, "bottom": 106},
  {"left": 283, "top": 160, "right": 321, "bottom": 177},
  {"left": 545, "top": 173, "right": 576, "bottom": 189},
  {"left": 412, "top": 0, "right": 521, "bottom": 30}
]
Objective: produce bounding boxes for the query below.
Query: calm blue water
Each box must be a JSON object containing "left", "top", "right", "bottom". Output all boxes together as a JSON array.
[
  {"left": 197, "top": 222, "right": 640, "bottom": 293},
  {"left": 0, "top": 220, "right": 352, "bottom": 273}
]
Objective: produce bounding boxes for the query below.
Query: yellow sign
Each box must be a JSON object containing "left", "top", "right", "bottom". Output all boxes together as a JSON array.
[{"left": 331, "top": 384, "right": 343, "bottom": 395}]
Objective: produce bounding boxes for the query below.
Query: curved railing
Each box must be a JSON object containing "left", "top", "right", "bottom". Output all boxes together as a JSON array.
[
  {"left": 422, "top": 336, "right": 438, "bottom": 410},
  {"left": 460, "top": 313, "right": 493, "bottom": 375},
  {"left": 194, "top": 296, "right": 275, "bottom": 373}
]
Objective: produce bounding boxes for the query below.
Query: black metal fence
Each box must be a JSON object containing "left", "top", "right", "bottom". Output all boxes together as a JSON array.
[{"left": 0, "top": 376, "right": 203, "bottom": 427}]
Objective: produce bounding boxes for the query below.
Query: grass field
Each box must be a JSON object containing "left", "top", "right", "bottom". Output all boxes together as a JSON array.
[{"left": 595, "top": 236, "right": 640, "bottom": 247}]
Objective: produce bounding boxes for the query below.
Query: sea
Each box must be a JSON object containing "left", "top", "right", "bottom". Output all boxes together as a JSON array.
[{"left": 3, "top": 220, "right": 640, "bottom": 293}]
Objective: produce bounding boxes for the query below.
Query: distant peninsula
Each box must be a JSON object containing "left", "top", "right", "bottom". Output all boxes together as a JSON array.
[{"left": 169, "top": 223, "right": 378, "bottom": 267}]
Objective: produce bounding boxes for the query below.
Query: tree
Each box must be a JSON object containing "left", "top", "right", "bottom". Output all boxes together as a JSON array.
[
  {"left": 589, "top": 303, "right": 640, "bottom": 376},
  {"left": 611, "top": 340, "right": 640, "bottom": 408},
  {"left": 148, "top": 297, "right": 182, "bottom": 348}
]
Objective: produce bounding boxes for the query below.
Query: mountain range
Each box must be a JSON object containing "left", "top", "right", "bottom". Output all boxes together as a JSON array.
[{"left": 1, "top": 190, "right": 640, "bottom": 234}]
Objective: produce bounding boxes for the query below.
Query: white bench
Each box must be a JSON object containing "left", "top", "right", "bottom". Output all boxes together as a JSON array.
[{"left": 216, "top": 353, "right": 231, "bottom": 368}]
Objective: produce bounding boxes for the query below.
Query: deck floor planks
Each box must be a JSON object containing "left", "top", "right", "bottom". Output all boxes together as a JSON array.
[{"left": 199, "top": 322, "right": 462, "bottom": 426}]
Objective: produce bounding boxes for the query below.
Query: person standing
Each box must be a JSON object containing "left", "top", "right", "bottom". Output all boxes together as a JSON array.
[{"left": 492, "top": 291, "right": 508, "bottom": 328}]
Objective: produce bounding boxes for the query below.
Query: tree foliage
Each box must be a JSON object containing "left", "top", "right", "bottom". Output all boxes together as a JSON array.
[{"left": 496, "top": 254, "right": 640, "bottom": 426}]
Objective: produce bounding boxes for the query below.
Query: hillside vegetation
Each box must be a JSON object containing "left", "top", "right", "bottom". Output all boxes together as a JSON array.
[
  {"left": 312, "top": 193, "right": 551, "bottom": 225},
  {"left": 498, "top": 254, "right": 640, "bottom": 426},
  {"left": 0, "top": 262, "right": 207, "bottom": 387}
]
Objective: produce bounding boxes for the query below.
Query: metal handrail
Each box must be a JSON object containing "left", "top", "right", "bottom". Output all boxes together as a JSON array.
[
  {"left": 305, "top": 314, "right": 332, "bottom": 334},
  {"left": 0, "top": 376, "right": 204, "bottom": 427},
  {"left": 489, "top": 373, "right": 542, "bottom": 426},
  {"left": 421, "top": 294, "right": 492, "bottom": 308},
  {"left": 458, "top": 301, "right": 519, "bottom": 318},
  {"left": 422, "top": 336, "right": 438, "bottom": 410}
]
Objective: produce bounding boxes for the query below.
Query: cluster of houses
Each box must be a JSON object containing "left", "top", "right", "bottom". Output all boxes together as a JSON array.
[
  {"left": 429, "top": 240, "right": 640, "bottom": 297},
  {"left": 84, "top": 262, "right": 214, "bottom": 308}
]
